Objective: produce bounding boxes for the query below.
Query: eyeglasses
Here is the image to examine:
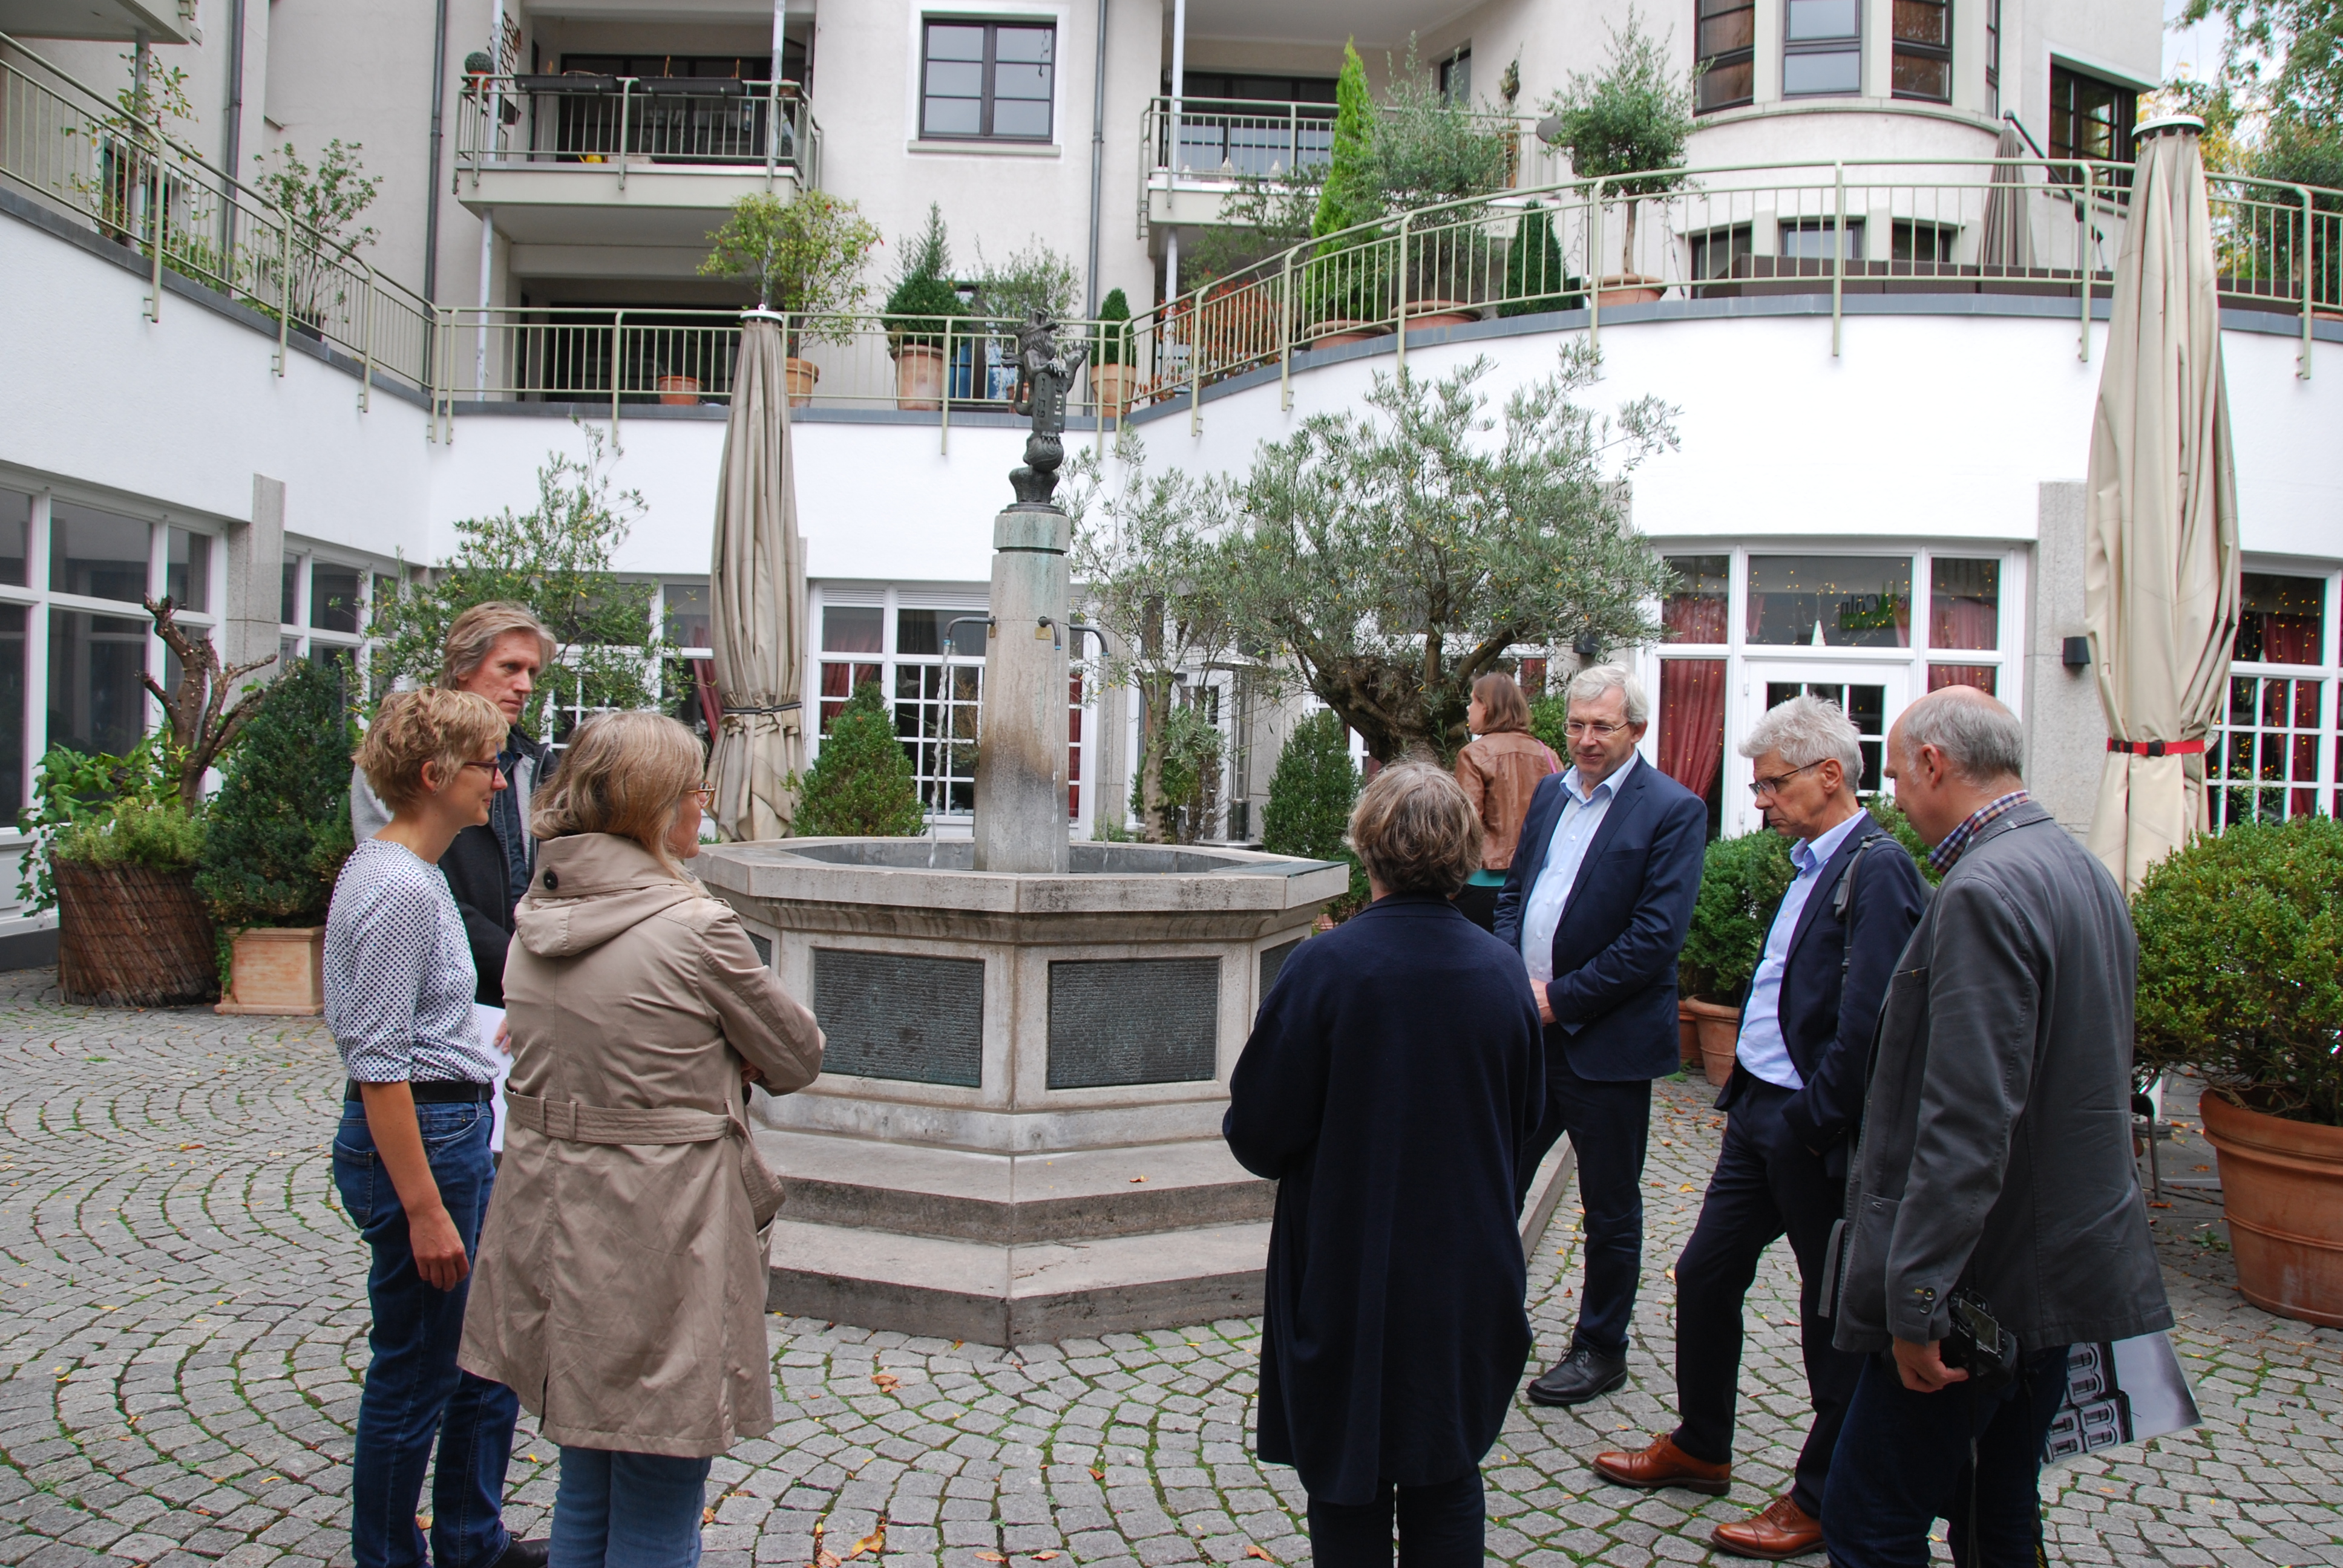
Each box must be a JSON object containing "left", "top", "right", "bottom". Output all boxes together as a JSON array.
[
  {"left": 1747, "top": 760, "right": 1821, "bottom": 798},
  {"left": 1563, "top": 720, "right": 1628, "bottom": 740},
  {"left": 458, "top": 759, "right": 502, "bottom": 776},
  {"left": 690, "top": 785, "right": 716, "bottom": 807}
]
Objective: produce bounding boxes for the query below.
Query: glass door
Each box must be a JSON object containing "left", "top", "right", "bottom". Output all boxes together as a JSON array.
[{"left": 1730, "top": 660, "right": 1910, "bottom": 834}]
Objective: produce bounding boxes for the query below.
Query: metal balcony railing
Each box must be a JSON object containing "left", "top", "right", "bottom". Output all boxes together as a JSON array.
[
  {"left": 435, "top": 307, "right": 1137, "bottom": 451},
  {"left": 1123, "top": 154, "right": 2342, "bottom": 431},
  {"left": 455, "top": 74, "right": 821, "bottom": 190},
  {"left": 0, "top": 32, "right": 436, "bottom": 403}
]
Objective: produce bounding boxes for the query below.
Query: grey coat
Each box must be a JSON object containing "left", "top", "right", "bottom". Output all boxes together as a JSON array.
[{"left": 1832, "top": 801, "right": 2172, "bottom": 1354}]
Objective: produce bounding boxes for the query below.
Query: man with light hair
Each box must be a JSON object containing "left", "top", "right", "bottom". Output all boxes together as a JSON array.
[
  {"left": 1495, "top": 663, "right": 1706, "bottom": 1408},
  {"left": 1591, "top": 694, "right": 1925, "bottom": 1561},
  {"left": 353, "top": 602, "right": 557, "bottom": 1005},
  {"left": 1824, "top": 686, "right": 2170, "bottom": 1566}
]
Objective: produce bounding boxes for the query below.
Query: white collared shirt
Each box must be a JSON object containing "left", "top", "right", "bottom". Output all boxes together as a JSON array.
[
  {"left": 1519, "top": 750, "right": 1639, "bottom": 988},
  {"left": 1734, "top": 809, "right": 1869, "bottom": 1089}
]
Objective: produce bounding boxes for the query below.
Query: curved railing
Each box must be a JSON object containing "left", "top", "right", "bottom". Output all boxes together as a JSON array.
[
  {"left": 1127, "top": 154, "right": 2343, "bottom": 425},
  {"left": 0, "top": 32, "right": 437, "bottom": 399}
]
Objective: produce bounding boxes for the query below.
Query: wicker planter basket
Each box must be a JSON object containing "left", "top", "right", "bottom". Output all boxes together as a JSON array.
[{"left": 54, "top": 859, "right": 217, "bottom": 1007}]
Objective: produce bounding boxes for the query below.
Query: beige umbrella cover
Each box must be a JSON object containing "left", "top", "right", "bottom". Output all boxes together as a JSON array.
[
  {"left": 1978, "top": 125, "right": 2037, "bottom": 272},
  {"left": 2083, "top": 120, "right": 2241, "bottom": 894},
  {"left": 708, "top": 312, "right": 808, "bottom": 841}
]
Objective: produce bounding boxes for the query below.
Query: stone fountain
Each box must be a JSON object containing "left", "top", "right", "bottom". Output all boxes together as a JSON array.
[{"left": 695, "top": 313, "right": 1349, "bottom": 1344}]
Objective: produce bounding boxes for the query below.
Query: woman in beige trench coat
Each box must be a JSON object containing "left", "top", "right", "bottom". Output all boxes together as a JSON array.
[{"left": 459, "top": 712, "right": 824, "bottom": 1568}]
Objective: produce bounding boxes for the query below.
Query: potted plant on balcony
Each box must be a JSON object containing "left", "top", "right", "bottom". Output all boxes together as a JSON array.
[
  {"left": 1304, "top": 42, "right": 1392, "bottom": 345},
  {"left": 1092, "top": 287, "right": 1135, "bottom": 415},
  {"left": 197, "top": 661, "right": 358, "bottom": 1016},
  {"left": 882, "top": 203, "right": 963, "bottom": 410},
  {"left": 1677, "top": 826, "right": 1795, "bottom": 1085},
  {"left": 2134, "top": 814, "right": 2343, "bottom": 1327},
  {"left": 700, "top": 189, "right": 882, "bottom": 406},
  {"left": 1539, "top": 10, "right": 1694, "bottom": 306},
  {"left": 1367, "top": 41, "right": 1510, "bottom": 324},
  {"left": 252, "top": 139, "right": 382, "bottom": 339}
]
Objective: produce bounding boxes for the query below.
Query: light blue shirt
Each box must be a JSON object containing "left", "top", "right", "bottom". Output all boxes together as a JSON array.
[
  {"left": 1519, "top": 750, "right": 1639, "bottom": 992},
  {"left": 1734, "top": 809, "right": 1869, "bottom": 1089}
]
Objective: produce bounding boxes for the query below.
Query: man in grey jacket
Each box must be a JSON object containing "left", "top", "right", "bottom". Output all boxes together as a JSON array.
[{"left": 1824, "top": 686, "right": 2171, "bottom": 1568}]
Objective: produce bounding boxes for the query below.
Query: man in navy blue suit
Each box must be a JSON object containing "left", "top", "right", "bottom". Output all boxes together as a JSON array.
[
  {"left": 1495, "top": 664, "right": 1706, "bottom": 1408},
  {"left": 1590, "top": 695, "right": 1927, "bottom": 1561}
]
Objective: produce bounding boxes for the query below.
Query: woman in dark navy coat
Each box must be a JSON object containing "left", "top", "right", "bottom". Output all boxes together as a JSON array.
[{"left": 1225, "top": 761, "right": 1546, "bottom": 1567}]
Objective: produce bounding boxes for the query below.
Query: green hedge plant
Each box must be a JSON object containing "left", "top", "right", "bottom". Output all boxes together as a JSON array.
[
  {"left": 882, "top": 202, "right": 965, "bottom": 351},
  {"left": 195, "top": 661, "right": 359, "bottom": 932},
  {"left": 1679, "top": 828, "right": 1794, "bottom": 1004},
  {"left": 2134, "top": 814, "right": 2343, "bottom": 1127},
  {"left": 15, "top": 731, "right": 198, "bottom": 913},
  {"left": 796, "top": 683, "right": 925, "bottom": 837},
  {"left": 1261, "top": 708, "right": 1369, "bottom": 918}
]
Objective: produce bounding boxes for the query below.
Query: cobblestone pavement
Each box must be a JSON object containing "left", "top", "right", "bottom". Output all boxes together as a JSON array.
[{"left": 0, "top": 969, "right": 2336, "bottom": 1568}]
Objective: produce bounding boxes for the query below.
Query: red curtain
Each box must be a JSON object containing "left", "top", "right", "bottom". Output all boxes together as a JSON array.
[
  {"left": 1928, "top": 664, "right": 1997, "bottom": 695},
  {"left": 1929, "top": 596, "right": 1997, "bottom": 652},
  {"left": 2253, "top": 612, "right": 2321, "bottom": 664},
  {"left": 691, "top": 658, "right": 723, "bottom": 737},
  {"left": 1658, "top": 659, "right": 1727, "bottom": 799},
  {"left": 1664, "top": 596, "right": 1729, "bottom": 644}
]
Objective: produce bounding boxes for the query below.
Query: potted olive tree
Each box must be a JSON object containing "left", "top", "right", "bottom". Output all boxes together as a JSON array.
[
  {"left": 1539, "top": 10, "right": 1695, "bottom": 305},
  {"left": 700, "top": 190, "right": 882, "bottom": 405},
  {"left": 197, "top": 661, "right": 358, "bottom": 1015},
  {"left": 882, "top": 203, "right": 963, "bottom": 410},
  {"left": 2134, "top": 814, "right": 2343, "bottom": 1328}
]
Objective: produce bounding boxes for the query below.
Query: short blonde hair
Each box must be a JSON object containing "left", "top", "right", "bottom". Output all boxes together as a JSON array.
[
  {"left": 441, "top": 602, "right": 555, "bottom": 690},
  {"left": 1346, "top": 761, "right": 1484, "bottom": 898},
  {"left": 357, "top": 689, "right": 509, "bottom": 812},
  {"left": 530, "top": 711, "right": 707, "bottom": 871}
]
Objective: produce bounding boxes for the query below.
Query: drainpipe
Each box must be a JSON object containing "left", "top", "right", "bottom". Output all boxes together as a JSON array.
[
  {"left": 1085, "top": 0, "right": 1107, "bottom": 316},
  {"left": 221, "top": 0, "right": 245, "bottom": 179},
  {"left": 1164, "top": 0, "right": 1184, "bottom": 301},
  {"left": 424, "top": 0, "right": 450, "bottom": 301},
  {"left": 475, "top": 0, "right": 504, "bottom": 393}
]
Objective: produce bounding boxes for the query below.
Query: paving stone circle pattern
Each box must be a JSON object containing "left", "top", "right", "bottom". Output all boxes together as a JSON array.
[{"left": 0, "top": 968, "right": 2336, "bottom": 1567}]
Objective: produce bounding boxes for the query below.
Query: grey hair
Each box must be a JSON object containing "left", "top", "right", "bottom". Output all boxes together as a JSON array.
[
  {"left": 1740, "top": 694, "right": 1864, "bottom": 781},
  {"left": 1566, "top": 662, "right": 1650, "bottom": 725},
  {"left": 1897, "top": 687, "right": 2025, "bottom": 783}
]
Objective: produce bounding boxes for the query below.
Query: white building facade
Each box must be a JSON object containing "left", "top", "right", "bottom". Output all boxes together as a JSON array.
[{"left": 2, "top": 0, "right": 2339, "bottom": 962}]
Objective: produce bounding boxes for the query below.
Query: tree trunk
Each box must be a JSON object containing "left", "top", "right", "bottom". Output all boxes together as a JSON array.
[{"left": 1136, "top": 675, "right": 1173, "bottom": 843}]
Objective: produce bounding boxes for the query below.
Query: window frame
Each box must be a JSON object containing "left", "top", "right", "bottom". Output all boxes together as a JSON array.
[
  {"left": 919, "top": 17, "right": 1057, "bottom": 143},
  {"left": 2210, "top": 563, "right": 2341, "bottom": 829},
  {"left": 1695, "top": 0, "right": 1757, "bottom": 113},
  {"left": 1781, "top": 0, "right": 1863, "bottom": 99},
  {"left": 1890, "top": 0, "right": 1952, "bottom": 103},
  {"left": 2048, "top": 62, "right": 2138, "bottom": 166}
]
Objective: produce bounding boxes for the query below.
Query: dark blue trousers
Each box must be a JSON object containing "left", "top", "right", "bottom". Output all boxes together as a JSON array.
[
  {"left": 1670, "top": 1079, "right": 1860, "bottom": 1517},
  {"left": 1519, "top": 1051, "right": 1652, "bottom": 1361},
  {"left": 333, "top": 1099, "right": 520, "bottom": 1568},
  {"left": 1306, "top": 1469, "right": 1484, "bottom": 1568},
  {"left": 1823, "top": 1343, "right": 2069, "bottom": 1568}
]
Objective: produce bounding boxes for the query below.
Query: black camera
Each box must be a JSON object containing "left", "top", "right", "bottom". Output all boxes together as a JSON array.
[{"left": 1941, "top": 1289, "right": 2020, "bottom": 1393}]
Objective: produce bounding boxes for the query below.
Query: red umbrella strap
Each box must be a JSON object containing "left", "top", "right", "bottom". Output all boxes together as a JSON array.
[{"left": 2106, "top": 737, "right": 2207, "bottom": 757}]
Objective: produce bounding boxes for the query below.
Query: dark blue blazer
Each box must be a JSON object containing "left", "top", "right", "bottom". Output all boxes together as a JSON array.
[
  {"left": 1723, "top": 814, "right": 1929, "bottom": 1176},
  {"left": 1492, "top": 756, "right": 1707, "bottom": 1082}
]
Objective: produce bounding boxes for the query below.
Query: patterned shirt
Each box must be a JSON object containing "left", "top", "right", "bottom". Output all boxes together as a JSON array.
[
  {"left": 1926, "top": 789, "right": 2032, "bottom": 875},
  {"left": 324, "top": 839, "right": 498, "bottom": 1085}
]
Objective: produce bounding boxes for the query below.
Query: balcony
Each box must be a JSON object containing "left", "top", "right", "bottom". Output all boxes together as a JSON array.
[
  {"left": 1138, "top": 96, "right": 1554, "bottom": 234},
  {"left": 0, "top": 0, "right": 195, "bottom": 44},
  {"left": 454, "top": 74, "right": 821, "bottom": 267}
]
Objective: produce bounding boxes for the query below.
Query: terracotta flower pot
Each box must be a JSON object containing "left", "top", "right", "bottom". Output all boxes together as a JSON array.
[
  {"left": 54, "top": 859, "right": 216, "bottom": 1007},
  {"left": 1683, "top": 998, "right": 1741, "bottom": 1087},
  {"left": 1306, "top": 318, "right": 1389, "bottom": 348},
  {"left": 1596, "top": 275, "right": 1664, "bottom": 307},
  {"left": 1677, "top": 1001, "right": 1703, "bottom": 1067},
  {"left": 656, "top": 374, "right": 700, "bottom": 406},
  {"left": 1092, "top": 361, "right": 1135, "bottom": 417},
  {"left": 2200, "top": 1092, "right": 2343, "bottom": 1328},
  {"left": 216, "top": 926, "right": 326, "bottom": 1016},
  {"left": 783, "top": 356, "right": 818, "bottom": 408},
  {"left": 894, "top": 344, "right": 945, "bottom": 410},
  {"left": 1403, "top": 299, "right": 1478, "bottom": 330}
]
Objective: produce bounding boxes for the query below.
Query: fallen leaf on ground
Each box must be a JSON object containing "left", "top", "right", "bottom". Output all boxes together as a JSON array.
[
  {"left": 874, "top": 1373, "right": 900, "bottom": 1392},
  {"left": 1130, "top": 1176, "right": 1147, "bottom": 1183},
  {"left": 975, "top": 1554, "right": 1008, "bottom": 1563},
  {"left": 815, "top": 1552, "right": 841, "bottom": 1568},
  {"left": 1245, "top": 1547, "right": 1274, "bottom": 1562},
  {"left": 845, "top": 1523, "right": 886, "bottom": 1559},
  {"left": 179, "top": 1144, "right": 203, "bottom": 1152},
  {"left": 1035, "top": 1553, "right": 1061, "bottom": 1561},
  {"left": 1088, "top": 1468, "right": 1104, "bottom": 1480},
  {"left": 704, "top": 1508, "right": 717, "bottom": 1524}
]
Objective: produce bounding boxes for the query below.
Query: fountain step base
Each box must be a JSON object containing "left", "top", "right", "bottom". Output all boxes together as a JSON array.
[{"left": 765, "top": 1217, "right": 1271, "bottom": 1345}]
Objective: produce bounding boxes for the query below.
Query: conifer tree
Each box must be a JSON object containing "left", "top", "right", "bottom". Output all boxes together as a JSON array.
[
  {"left": 194, "top": 661, "right": 358, "bottom": 930},
  {"left": 795, "top": 683, "right": 926, "bottom": 837},
  {"left": 1261, "top": 708, "right": 1369, "bottom": 914}
]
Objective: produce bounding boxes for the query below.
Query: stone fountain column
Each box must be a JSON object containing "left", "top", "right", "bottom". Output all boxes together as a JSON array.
[{"left": 972, "top": 501, "right": 1071, "bottom": 874}]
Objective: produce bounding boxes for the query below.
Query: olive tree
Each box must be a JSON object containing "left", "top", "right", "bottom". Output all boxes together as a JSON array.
[{"left": 1221, "top": 347, "right": 1676, "bottom": 763}]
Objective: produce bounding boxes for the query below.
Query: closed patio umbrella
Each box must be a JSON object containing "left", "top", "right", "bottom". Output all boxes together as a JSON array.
[
  {"left": 1978, "top": 124, "right": 2036, "bottom": 272},
  {"left": 2083, "top": 116, "right": 2241, "bottom": 894},
  {"left": 708, "top": 311, "right": 808, "bottom": 841}
]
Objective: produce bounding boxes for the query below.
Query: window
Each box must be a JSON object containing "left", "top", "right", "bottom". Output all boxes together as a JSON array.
[
  {"left": 165, "top": 527, "right": 210, "bottom": 613},
  {"left": 1663, "top": 554, "right": 1731, "bottom": 642},
  {"left": 921, "top": 20, "right": 1054, "bottom": 142},
  {"left": 1893, "top": 220, "right": 1957, "bottom": 264},
  {"left": 48, "top": 610, "right": 147, "bottom": 757},
  {"left": 48, "top": 502, "right": 148, "bottom": 603},
  {"left": 0, "top": 605, "right": 24, "bottom": 823},
  {"left": 1780, "top": 217, "right": 1866, "bottom": 262},
  {"left": 1747, "top": 555, "right": 1912, "bottom": 647},
  {"left": 1985, "top": 0, "right": 2001, "bottom": 113},
  {"left": 1689, "top": 224, "right": 1752, "bottom": 281},
  {"left": 310, "top": 563, "right": 362, "bottom": 634},
  {"left": 2050, "top": 64, "right": 2137, "bottom": 165},
  {"left": 893, "top": 605, "right": 984, "bottom": 814},
  {"left": 1783, "top": 0, "right": 1861, "bottom": 96},
  {"left": 1893, "top": 0, "right": 1950, "bottom": 101},
  {"left": 1696, "top": 0, "right": 1755, "bottom": 111},
  {"left": 1927, "top": 556, "right": 2000, "bottom": 691},
  {"left": 818, "top": 604, "right": 883, "bottom": 733},
  {"left": 2211, "top": 574, "right": 2333, "bottom": 827},
  {"left": 1767, "top": 680, "right": 1888, "bottom": 790},
  {"left": 0, "top": 488, "right": 28, "bottom": 587},
  {"left": 663, "top": 581, "right": 712, "bottom": 650},
  {"left": 1437, "top": 49, "right": 1472, "bottom": 106},
  {"left": 2233, "top": 572, "right": 2325, "bottom": 664}
]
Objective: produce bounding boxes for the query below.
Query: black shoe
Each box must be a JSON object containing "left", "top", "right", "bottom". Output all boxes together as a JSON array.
[
  {"left": 486, "top": 1538, "right": 550, "bottom": 1568},
  {"left": 1525, "top": 1345, "right": 1630, "bottom": 1407}
]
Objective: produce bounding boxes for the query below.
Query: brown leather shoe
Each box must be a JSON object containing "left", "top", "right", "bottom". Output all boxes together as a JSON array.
[
  {"left": 1709, "top": 1494, "right": 1825, "bottom": 1560},
  {"left": 1588, "top": 1432, "right": 1732, "bottom": 1496}
]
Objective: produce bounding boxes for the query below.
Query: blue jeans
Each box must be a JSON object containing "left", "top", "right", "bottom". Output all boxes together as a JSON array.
[
  {"left": 1823, "top": 1343, "right": 2069, "bottom": 1568},
  {"left": 333, "top": 1100, "right": 521, "bottom": 1568},
  {"left": 1306, "top": 1470, "right": 1484, "bottom": 1568},
  {"left": 551, "top": 1448, "right": 713, "bottom": 1568}
]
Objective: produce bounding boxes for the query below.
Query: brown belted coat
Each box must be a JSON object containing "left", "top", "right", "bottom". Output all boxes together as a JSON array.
[{"left": 457, "top": 832, "right": 824, "bottom": 1458}]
